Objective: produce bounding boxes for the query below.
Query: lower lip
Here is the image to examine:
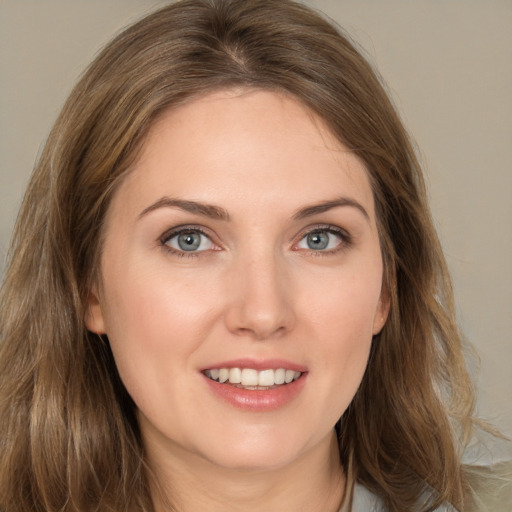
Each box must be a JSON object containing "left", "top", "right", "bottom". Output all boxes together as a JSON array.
[{"left": 202, "top": 373, "right": 307, "bottom": 411}]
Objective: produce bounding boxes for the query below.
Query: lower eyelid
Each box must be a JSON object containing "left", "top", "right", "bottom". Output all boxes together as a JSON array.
[
  {"left": 170, "top": 234, "right": 212, "bottom": 250},
  {"left": 160, "top": 227, "right": 215, "bottom": 252},
  {"left": 159, "top": 226, "right": 351, "bottom": 256},
  {"left": 296, "top": 227, "right": 350, "bottom": 248}
]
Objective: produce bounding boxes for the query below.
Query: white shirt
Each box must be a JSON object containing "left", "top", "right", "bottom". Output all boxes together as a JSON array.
[{"left": 342, "top": 482, "right": 455, "bottom": 512}]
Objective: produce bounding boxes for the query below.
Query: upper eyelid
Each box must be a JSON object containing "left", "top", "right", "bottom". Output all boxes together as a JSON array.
[
  {"left": 160, "top": 224, "right": 213, "bottom": 243},
  {"left": 158, "top": 223, "right": 351, "bottom": 251},
  {"left": 294, "top": 223, "right": 350, "bottom": 240},
  {"left": 292, "top": 224, "right": 352, "bottom": 251},
  {"left": 159, "top": 226, "right": 219, "bottom": 257}
]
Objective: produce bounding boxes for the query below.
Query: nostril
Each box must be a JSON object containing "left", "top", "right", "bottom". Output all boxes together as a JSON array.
[{"left": 222, "top": 261, "right": 296, "bottom": 339}]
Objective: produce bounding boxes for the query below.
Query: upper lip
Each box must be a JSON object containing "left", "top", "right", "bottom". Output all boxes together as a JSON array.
[{"left": 201, "top": 358, "right": 308, "bottom": 373}]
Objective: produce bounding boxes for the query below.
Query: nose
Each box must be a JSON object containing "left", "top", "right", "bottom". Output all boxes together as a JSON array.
[{"left": 223, "top": 251, "right": 296, "bottom": 340}]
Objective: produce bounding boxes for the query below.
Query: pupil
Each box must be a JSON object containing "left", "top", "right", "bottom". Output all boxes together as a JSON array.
[
  {"left": 308, "top": 232, "right": 329, "bottom": 250},
  {"left": 178, "top": 232, "right": 200, "bottom": 251}
]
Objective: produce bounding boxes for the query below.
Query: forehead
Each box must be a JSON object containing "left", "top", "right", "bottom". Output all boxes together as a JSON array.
[{"left": 111, "top": 88, "right": 376, "bottom": 222}]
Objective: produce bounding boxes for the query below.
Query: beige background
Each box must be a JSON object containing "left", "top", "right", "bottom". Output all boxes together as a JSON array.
[{"left": 0, "top": 0, "right": 511, "bottom": 440}]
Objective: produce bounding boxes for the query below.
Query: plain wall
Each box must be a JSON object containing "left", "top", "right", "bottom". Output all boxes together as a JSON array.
[{"left": 1, "top": 0, "right": 511, "bottom": 440}]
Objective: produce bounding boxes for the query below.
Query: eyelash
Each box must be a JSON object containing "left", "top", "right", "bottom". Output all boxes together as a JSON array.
[
  {"left": 159, "top": 224, "right": 352, "bottom": 258},
  {"left": 160, "top": 225, "right": 217, "bottom": 258},
  {"left": 294, "top": 225, "right": 352, "bottom": 256}
]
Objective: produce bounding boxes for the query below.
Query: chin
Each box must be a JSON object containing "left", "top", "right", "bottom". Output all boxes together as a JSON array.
[
  {"left": 192, "top": 426, "right": 326, "bottom": 473},
  {"left": 204, "top": 448, "right": 302, "bottom": 473}
]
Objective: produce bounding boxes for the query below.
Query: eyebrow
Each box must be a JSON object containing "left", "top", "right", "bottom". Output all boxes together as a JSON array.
[
  {"left": 293, "top": 197, "right": 370, "bottom": 222},
  {"left": 139, "top": 197, "right": 230, "bottom": 221},
  {"left": 138, "top": 196, "right": 369, "bottom": 223}
]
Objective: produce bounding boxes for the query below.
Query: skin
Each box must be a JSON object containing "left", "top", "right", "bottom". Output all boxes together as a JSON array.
[{"left": 86, "top": 89, "right": 389, "bottom": 511}]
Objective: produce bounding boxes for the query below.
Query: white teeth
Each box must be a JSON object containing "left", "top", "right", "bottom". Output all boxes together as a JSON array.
[
  {"left": 258, "top": 369, "right": 275, "bottom": 387},
  {"left": 285, "top": 369, "right": 296, "bottom": 384},
  {"left": 241, "top": 368, "right": 259, "bottom": 386},
  {"left": 274, "top": 368, "right": 285, "bottom": 385},
  {"left": 205, "top": 367, "right": 302, "bottom": 387},
  {"left": 228, "top": 367, "right": 241, "bottom": 384}
]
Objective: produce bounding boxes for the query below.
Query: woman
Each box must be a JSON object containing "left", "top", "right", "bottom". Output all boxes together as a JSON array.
[{"left": 0, "top": 0, "right": 507, "bottom": 510}]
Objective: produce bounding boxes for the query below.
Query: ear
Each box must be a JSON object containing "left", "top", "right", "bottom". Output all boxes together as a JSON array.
[
  {"left": 372, "top": 285, "right": 390, "bottom": 335},
  {"left": 84, "top": 283, "right": 106, "bottom": 334}
]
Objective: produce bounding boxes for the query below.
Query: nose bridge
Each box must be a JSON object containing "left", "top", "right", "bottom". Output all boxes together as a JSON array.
[{"left": 224, "top": 244, "right": 295, "bottom": 340}]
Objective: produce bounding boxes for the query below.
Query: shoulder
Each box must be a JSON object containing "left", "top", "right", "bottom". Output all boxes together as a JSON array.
[
  {"left": 349, "top": 482, "right": 382, "bottom": 511},
  {"left": 349, "top": 482, "right": 456, "bottom": 512},
  {"left": 347, "top": 431, "right": 512, "bottom": 512}
]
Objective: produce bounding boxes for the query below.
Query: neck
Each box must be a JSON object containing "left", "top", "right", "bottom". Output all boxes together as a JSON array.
[{"left": 148, "top": 430, "right": 345, "bottom": 512}]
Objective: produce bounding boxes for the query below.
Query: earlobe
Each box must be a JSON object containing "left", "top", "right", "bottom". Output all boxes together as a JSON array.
[
  {"left": 85, "top": 285, "right": 106, "bottom": 334},
  {"left": 372, "top": 286, "right": 390, "bottom": 335}
]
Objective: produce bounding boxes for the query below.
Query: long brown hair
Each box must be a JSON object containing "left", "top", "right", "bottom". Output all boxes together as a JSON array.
[{"left": 0, "top": 0, "right": 479, "bottom": 510}]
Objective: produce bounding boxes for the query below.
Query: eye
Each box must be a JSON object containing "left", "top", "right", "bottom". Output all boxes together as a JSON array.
[
  {"left": 296, "top": 227, "right": 348, "bottom": 252},
  {"left": 163, "top": 228, "right": 214, "bottom": 253}
]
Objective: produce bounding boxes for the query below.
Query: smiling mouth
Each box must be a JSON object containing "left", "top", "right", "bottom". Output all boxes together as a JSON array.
[{"left": 203, "top": 368, "right": 303, "bottom": 390}]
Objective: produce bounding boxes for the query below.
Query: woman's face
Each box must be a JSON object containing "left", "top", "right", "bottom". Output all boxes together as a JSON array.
[{"left": 86, "top": 89, "right": 388, "bottom": 472}]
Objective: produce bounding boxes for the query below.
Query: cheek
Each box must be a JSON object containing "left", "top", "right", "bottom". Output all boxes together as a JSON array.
[
  {"left": 302, "top": 267, "right": 381, "bottom": 387},
  {"left": 102, "top": 252, "right": 216, "bottom": 341},
  {"left": 98, "top": 257, "right": 220, "bottom": 399},
  {"left": 305, "top": 263, "right": 383, "bottom": 336}
]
